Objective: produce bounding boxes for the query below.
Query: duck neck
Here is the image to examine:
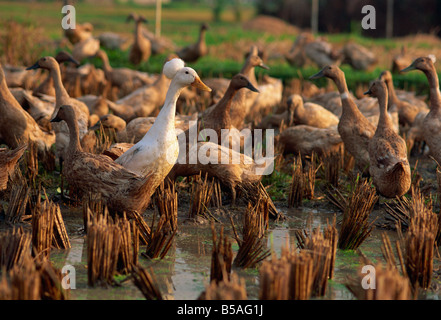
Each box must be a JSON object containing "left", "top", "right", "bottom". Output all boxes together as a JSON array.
[
  {"left": 198, "top": 28, "right": 206, "bottom": 45},
  {"left": 135, "top": 21, "right": 144, "bottom": 43},
  {"left": 50, "top": 64, "right": 70, "bottom": 103},
  {"left": 333, "top": 73, "right": 361, "bottom": 116},
  {"left": 240, "top": 61, "right": 257, "bottom": 87},
  {"left": 212, "top": 84, "right": 237, "bottom": 120},
  {"left": 100, "top": 52, "right": 112, "bottom": 74},
  {"left": 65, "top": 113, "right": 83, "bottom": 155},
  {"left": 423, "top": 65, "right": 441, "bottom": 112},
  {"left": 377, "top": 89, "right": 393, "bottom": 130},
  {"left": 385, "top": 78, "right": 399, "bottom": 107},
  {"left": 142, "top": 80, "right": 183, "bottom": 140}
]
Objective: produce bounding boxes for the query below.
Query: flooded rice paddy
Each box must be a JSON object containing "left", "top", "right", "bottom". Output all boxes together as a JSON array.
[{"left": 45, "top": 201, "right": 441, "bottom": 300}]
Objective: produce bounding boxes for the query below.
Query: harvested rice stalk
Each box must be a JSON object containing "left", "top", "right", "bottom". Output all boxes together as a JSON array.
[
  {"left": 115, "top": 215, "right": 139, "bottom": 274},
  {"left": 346, "top": 263, "right": 413, "bottom": 300},
  {"left": 294, "top": 216, "right": 338, "bottom": 296},
  {"left": 132, "top": 266, "right": 163, "bottom": 300},
  {"left": 87, "top": 213, "right": 121, "bottom": 286},
  {"left": 338, "top": 177, "right": 378, "bottom": 250},
  {"left": 323, "top": 217, "right": 338, "bottom": 279},
  {"left": 199, "top": 273, "right": 247, "bottom": 300},
  {"left": 288, "top": 156, "right": 304, "bottom": 208},
  {"left": 322, "top": 147, "right": 343, "bottom": 187},
  {"left": 143, "top": 212, "right": 176, "bottom": 260},
  {"left": 51, "top": 202, "right": 71, "bottom": 250},
  {"left": 0, "top": 255, "right": 40, "bottom": 300},
  {"left": 231, "top": 201, "right": 271, "bottom": 269},
  {"left": 82, "top": 192, "right": 107, "bottom": 233},
  {"left": 210, "top": 179, "right": 223, "bottom": 209},
  {"left": 5, "top": 179, "right": 30, "bottom": 224},
  {"left": 189, "top": 173, "right": 214, "bottom": 220},
  {"left": 210, "top": 223, "right": 233, "bottom": 284},
  {"left": 259, "top": 248, "right": 314, "bottom": 300},
  {"left": 31, "top": 199, "right": 55, "bottom": 258},
  {"left": 0, "top": 227, "right": 32, "bottom": 271},
  {"left": 384, "top": 196, "right": 412, "bottom": 230},
  {"left": 304, "top": 153, "right": 319, "bottom": 200},
  {"left": 35, "top": 256, "right": 69, "bottom": 300},
  {"left": 401, "top": 199, "right": 437, "bottom": 289},
  {"left": 154, "top": 181, "right": 178, "bottom": 234},
  {"left": 238, "top": 181, "right": 283, "bottom": 220},
  {"left": 131, "top": 210, "right": 151, "bottom": 246}
]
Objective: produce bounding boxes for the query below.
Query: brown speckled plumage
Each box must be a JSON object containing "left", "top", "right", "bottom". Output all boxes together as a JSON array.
[
  {"left": 52, "top": 105, "right": 156, "bottom": 214},
  {"left": 366, "top": 80, "right": 411, "bottom": 198},
  {"left": 402, "top": 56, "right": 441, "bottom": 167},
  {"left": 310, "top": 65, "right": 375, "bottom": 174}
]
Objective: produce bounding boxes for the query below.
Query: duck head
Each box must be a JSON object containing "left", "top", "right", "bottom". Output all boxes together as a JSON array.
[
  {"left": 378, "top": 70, "right": 392, "bottom": 82},
  {"left": 401, "top": 55, "right": 436, "bottom": 73},
  {"left": 126, "top": 12, "right": 138, "bottom": 22},
  {"left": 54, "top": 51, "right": 80, "bottom": 66},
  {"left": 164, "top": 58, "right": 211, "bottom": 92},
  {"left": 27, "top": 56, "right": 60, "bottom": 71},
  {"left": 201, "top": 23, "right": 209, "bottom": 31},
  {"left": 364, "top": 80, "right": 387, "bottom": 98},
  {"left": 178, "top": 67, "right": 211, "bottom": 92},
  {"left": 230, "top": 74, "right": 259, "bottom": 93},
  {"left": 286, "top": 94, "right": 303, "bottom": 126},
  {"left": 246, "top": 45, "right": 269, "bottom": 70},
  {"left": 309, "top": 65, "right": 342, "bottom": 80}
]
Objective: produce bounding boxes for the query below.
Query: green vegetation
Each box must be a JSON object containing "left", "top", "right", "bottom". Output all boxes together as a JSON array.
[{"left": 0, "top": 1, "right": 439, "bottom": 94}]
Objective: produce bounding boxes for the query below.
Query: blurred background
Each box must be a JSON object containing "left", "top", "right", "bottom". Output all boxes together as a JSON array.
[{"left": 0, "top": 0, "right": 440, "bottom": 93}]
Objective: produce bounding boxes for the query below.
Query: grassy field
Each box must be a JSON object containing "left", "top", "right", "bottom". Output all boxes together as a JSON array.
[{"left": 0, "top": 1, "right": 440, "bottom": 94}]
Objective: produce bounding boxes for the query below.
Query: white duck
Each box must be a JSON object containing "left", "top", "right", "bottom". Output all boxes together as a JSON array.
[{"left": 115, "top": 58, "right": 211, "bottom": 177}]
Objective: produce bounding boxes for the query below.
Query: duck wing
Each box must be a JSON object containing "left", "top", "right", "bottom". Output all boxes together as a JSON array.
[{"left": 66, "top": 152, "right": 143, "bottom": 198}]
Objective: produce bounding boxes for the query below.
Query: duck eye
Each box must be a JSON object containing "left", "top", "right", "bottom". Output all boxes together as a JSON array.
[{"left": 185, "top": 71, "right": 189, "bottom": 74}]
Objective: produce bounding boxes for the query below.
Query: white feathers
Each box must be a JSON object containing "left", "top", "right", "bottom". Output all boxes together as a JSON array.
[
  {"left": 428, "top": 54, "right": 436, "bottom": 63},
  {"left": 163, "top": 58, "right": 185, "bottom": 79}
]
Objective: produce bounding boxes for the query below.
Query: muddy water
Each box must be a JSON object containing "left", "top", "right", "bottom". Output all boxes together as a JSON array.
[{"left": 47, "top": 203, "right": 435, "bottom": 301}]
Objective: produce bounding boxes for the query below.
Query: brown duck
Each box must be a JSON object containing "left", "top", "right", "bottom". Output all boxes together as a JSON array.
[
  {"left": 310, "top": 65, "right": 375, "bottom": 174},
  {"left": 364, "top": 80, "right": 411, "bottom": 198},
  {"left": 379, "top": 70, "right": 427, "bottom": 126},
  {"left": 0, "top": 63, "right": 55, "bottom": 157},
  {"left": 95, "top": 49, "right": 154, "bottom": 98},
  {"left": 27, "top": 56, "right": 90, "bottom": 159},
  {"left": 127, "top": 13, "right": 151, "bottom": 66},
  {"left": 401, "top": 56, "right": 441, "bottom": 166},
  {"left": 201, "top": 45, "right": 268, "bottom": 130},
  {"left": 199, "top": 74, "right": 259, "bottom": 143},
  {"left": 51, "top": 105, "right": 156, "bottom": 214},
  {"left": 177, "top": 23, "right": 209, "bottom": 63},
  {"left": 32, "top": 51, "right": 80, "bottom": 97}
]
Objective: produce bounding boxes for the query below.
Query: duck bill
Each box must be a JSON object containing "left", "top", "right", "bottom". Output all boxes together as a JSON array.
[
  {"left": 309, "top": 68, "right": 326, "bottom": 80},
  {"left": 259, "top": 63, "right": 270, "bottom": 70},
  {"left": 246, "top": 82, "right": 259, "bottom": 93},
  {"left": 191, "top": 77, "right": 212, "bottom": 92},
  {"left": 401, "top": 62, "right": 416, "bottom": 73},
  {"left": 50, "top": 115, "right": 62, "bottom": 123},
  {"left": 26, "top": 62, "right": 40, "bottom": 70},
  {"left": 364, "top": 89, "right": 373, "bottom": 96},
  {"left": 69, "top": 57, "right": 80, "bottom": 66}
]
